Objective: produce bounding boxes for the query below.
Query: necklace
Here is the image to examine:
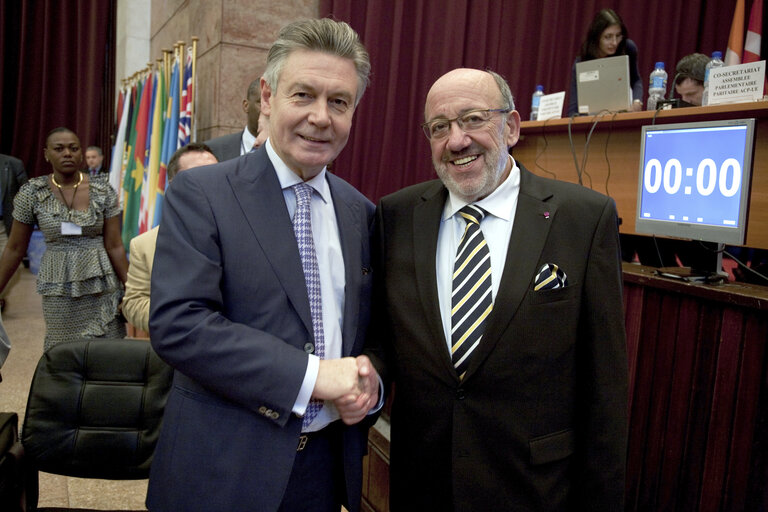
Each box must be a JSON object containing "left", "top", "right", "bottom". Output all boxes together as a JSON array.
[
  {"left": 51, "top": 172, "right": 83, "bottom": 189},
  {"left": 51, "top": 172, "right": 83, "bottom": 211}
]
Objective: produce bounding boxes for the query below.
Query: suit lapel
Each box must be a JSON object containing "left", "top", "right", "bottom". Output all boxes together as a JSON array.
[
  {"left": 227, "top": 153, "right": 313, "bottom": 336},
  {"left": 463, "top": 166, "right": 558, "bottom": 380},
  {"left": 328, "top": 175, "right": 363, "bottom": 356},
  {"left": 413, "top": 183, "right": 458, "bottom": 378}
]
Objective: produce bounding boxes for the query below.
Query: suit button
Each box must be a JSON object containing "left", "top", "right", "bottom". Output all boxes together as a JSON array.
[
  {"left": 304, "top": 343, "right": 315, "bottom": 354},
  {"left": 258, "top": 406, "right": 267, "bottom": 414},
  {"left": 270, "top": 412, "right": 279, "bottom": 420},
  {"left": 456, "top": 389, "right": 466, "bottom": 400}
]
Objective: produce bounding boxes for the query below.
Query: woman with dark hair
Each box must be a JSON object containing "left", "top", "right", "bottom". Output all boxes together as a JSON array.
[
  {"left": 567, "top": 8, "right": 643, "bottom": 116},
  {"left": 0, "top": 127, "right": 128, "bottom": 349}
]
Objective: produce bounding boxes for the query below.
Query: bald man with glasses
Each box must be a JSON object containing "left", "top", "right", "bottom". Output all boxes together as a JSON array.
[{"left": 366, "top": 68, "right": 628, "bottom": 511}]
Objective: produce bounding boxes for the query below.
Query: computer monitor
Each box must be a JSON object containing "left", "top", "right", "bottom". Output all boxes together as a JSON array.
[
  {"left": 635, "top": 118, "right": 755, "bottom": 277},
  {"left": 575, "top": 55, "right": 632, "bottom": 115}
]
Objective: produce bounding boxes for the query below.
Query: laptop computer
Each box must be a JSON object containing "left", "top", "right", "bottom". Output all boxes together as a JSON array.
[{"left": 575, "top": 55, "right": 632, "bottom": 115}]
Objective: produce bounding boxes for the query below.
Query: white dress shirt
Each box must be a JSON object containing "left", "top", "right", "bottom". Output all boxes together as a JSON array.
[
  {"left": 265, "top": 140, "right": 345, "bottom": 432},
  {"left": 240, "top": 126, "right": 257, "bottom": 155}
]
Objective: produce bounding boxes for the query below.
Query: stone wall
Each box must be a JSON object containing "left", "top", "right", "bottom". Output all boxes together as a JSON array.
[{"left": 149, "top": 0, "right": 319, "bottom": 141}]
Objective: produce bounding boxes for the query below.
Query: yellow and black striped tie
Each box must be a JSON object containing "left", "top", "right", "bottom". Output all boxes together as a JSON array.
[{"left": 451, "top": 205, "right": 493, "bottom": 380}]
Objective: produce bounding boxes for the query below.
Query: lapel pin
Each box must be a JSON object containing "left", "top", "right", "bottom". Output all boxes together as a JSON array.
[{"left": 543, "top": 211, "right": 550, "bottom": 219}]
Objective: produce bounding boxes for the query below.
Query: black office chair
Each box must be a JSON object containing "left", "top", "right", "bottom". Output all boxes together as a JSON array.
[{"left": 21, "top": 338, "right": 173, "bottom": 511}]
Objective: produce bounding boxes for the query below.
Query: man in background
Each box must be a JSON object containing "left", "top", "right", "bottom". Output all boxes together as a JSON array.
[
  {"left": 147, "top": 18, "right": 379, "bottom": 512},
  {"left": 205, "top": 79, "right": 266, "bottom": 160},
  {"left": 0, "top": 154, "right": 27, "bottom": 310},
  {"left": 674, "top": 53, "right": 709, "bottom": 106},
  {"left": 122, "top": 142, "right": 217, "bottom": 336},
  {"left": 85, "top": 146, "right": 106, "bottom": 177},
  {"left": 367, "top": 68, "right": 628, "bottom": 510}
]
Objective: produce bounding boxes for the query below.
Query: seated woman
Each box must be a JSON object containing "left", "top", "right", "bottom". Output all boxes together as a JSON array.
[{"left": 568, "top": 8, "right": 643, "bottom": 116}]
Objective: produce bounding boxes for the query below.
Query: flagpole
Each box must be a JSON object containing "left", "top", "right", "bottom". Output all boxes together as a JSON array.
[
  {"left": 191, "top": 37, "right": 198, "bottom": 142},
  {"left": 177, "top": 41, "right": 185, "bottom": 106}
]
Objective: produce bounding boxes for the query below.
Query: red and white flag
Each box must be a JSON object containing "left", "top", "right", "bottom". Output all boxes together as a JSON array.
[
  {"left": 743, "top": 0, "right": 766, "bottom": 95},
  {"left": 743, "top": 0, "right": 763, "bottom": 62}
]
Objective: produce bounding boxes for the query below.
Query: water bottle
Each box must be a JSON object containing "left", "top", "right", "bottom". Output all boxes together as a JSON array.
[
  {"left": 530, "top": 85, "right": 544, "bottom": 121},
  {"left": 646, "top": 62, "right": 668, "bottom": 111},
  {"left": 702, "top": 51, "right": 724, "bottom": 106}
]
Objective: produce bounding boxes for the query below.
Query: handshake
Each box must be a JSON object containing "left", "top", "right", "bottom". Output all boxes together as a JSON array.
[{"left": 313, "top": 355, "right": 380, "bottom": 425}]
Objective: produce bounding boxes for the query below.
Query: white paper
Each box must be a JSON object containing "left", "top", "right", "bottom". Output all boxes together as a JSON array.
[
  {"left": 61, "top": 222, "right": 82, "bottom": 235},
  {"left": 708, "top": 61, "right": 766, "bottom": 105},
  {"left": 536, "top": 92, "right": 566, "bottom": 121}
]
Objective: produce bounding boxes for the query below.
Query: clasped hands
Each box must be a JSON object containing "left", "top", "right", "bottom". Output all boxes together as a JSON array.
[{"left": 313, "top": 355, "right": 380, "bottom": 425}]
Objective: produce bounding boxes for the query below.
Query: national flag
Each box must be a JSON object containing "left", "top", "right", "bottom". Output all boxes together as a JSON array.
[
  {"left": 140, "top": 69, "right": 166, "bottom": 234},
  {"left": 122, "top": 73, "right": 153, "bottom": 249},
  {"left": 178, "top": 49, "right": 193, "bottom": 147},
  {"left": 743, "top": 0, "right": 766, "bottom": 95},
  {"left": 725, "top": 0, "right": 745, "bottom": 66},
  {"left": 120, "top": 80, "right": 142, "bottom": 249},
  {"left": 154, "top": 57, "right": 181, "bottom": 228},
  {"left": 109, "top": 88, "right": 131, "bottom": 204},
  {"left": 115, "top": 88, "right": 125, "bottom": 131}
]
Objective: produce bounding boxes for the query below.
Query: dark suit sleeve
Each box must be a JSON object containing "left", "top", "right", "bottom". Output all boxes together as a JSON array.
[
  {"left": 2, "top": 157, "right": 27, "bottom": 234},
  {"left": 567, "top": 60, "right": 580, "bottom": 117},
  {"left": 627, "top": 39, "right": 643, "bottom": 103},
  {"left": 575, "top": 197, "right": 628, "bottom": 509},
  {"left": 363, "top": 202, "right": 393, "bottom": 387},
  {"left": 149, "top": 171, "right": 308, "bottom": 426}
]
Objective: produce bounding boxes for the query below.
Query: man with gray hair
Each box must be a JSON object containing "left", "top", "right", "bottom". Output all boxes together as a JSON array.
[
  {"left": 148, "top": 18, "right": 379, "bottom": 512},
  {"left": 366, "top": 68, "right": 628, "bottom": 510}
]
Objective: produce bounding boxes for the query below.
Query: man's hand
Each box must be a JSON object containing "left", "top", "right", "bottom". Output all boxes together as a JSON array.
[
  {"left": 335, "top": 355, "right": 380, "bottom": 425},
  {"left": 313, "top": 357, "right": 363, "bottom": 401}
]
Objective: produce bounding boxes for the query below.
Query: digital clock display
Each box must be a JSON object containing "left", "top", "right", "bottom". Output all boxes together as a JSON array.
[{"left": 635, "top": 119, "right": 755, "bottom": 246}]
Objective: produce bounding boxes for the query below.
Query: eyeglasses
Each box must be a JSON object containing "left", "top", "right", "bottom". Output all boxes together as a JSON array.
[
  {"left": 601, "top": 33, "right": 623, "bottom": 42},
  {"left": 422, "top": 108, "right": 511, "bottom": 140}
]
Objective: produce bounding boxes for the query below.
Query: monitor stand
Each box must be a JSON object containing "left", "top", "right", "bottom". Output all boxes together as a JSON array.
[{"left": 655, "top": 244, "right": 729, "bottom": 284}]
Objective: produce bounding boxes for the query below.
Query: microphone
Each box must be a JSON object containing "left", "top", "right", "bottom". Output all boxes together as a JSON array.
[{"left": 667, "top": 73, "right": 682, "bottom": 100}]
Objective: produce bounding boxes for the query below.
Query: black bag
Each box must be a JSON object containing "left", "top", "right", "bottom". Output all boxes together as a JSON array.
[{"left": 0, "top": 412, "right": 26, "bottom": 512}]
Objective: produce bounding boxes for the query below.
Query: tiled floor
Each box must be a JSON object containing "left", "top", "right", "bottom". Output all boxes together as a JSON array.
[{"left": 0, "top": 268, "right": 149, "bottom": 510}]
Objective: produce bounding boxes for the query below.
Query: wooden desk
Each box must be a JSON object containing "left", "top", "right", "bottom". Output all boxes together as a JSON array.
[
  {"left": 515, "top": 102, "right": 768, "bottom": 249},
  {"left": 361, "top": 264, "right": 768, "bottom": 511}
]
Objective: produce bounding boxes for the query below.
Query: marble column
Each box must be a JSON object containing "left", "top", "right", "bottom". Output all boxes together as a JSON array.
[{"left": 150, "top": 0, "right": 319, "bottom": 141}]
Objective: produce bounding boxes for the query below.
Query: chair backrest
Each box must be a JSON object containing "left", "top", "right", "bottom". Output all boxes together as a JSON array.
[{"left": 21, "top": 338, "right": 173, "bottom": 479}]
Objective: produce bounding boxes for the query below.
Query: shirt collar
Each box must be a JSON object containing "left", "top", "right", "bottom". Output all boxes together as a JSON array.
[
  {"left": 264, "top": 139, "right": 330, "bottom": 204},
  {"left": 241, "top": 126, "right": 257, "bottom": 154},
  {"left": 443, "top": 154, "right": 520, "bottom": 222}
]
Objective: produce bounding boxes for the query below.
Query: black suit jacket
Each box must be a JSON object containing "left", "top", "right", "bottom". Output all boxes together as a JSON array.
[
  {"left": 204, "top": 130, "right": 244, "bottom": 161},
  {"left": 368, "top": 163, "right": 628, "bottom": 511},
  {"left": 0, "top": 154, "right": 27, "bottom": 234}
]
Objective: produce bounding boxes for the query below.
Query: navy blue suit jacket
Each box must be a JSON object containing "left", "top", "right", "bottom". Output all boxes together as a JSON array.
[
  {"left": 147, "top": 147, "right": 375, "bottom": 511},
  {"left": 204, "top": 130, "right": 244, "bottom": 161}
]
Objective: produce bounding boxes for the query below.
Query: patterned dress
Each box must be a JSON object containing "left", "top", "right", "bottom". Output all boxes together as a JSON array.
[{"left": 13, "top": 175, "right": 125, "bottom": 350}]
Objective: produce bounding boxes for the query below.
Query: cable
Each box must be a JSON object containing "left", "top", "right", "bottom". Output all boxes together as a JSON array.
[
  {"left": 533, "top": 118, "right": 557, "bottom": 179},
  {"left": 602, "top": 111, "right": 619, "bottom": 197},
  {"left": 567, "top": 114, "right": 582, "bottom": 185},
  {"left": 723, "top": 248, "right": 768, "bottom": 284}
]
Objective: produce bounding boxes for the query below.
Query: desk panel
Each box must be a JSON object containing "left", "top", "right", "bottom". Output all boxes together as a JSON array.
[{"left": 516, "top": 102, "right": 768, "bottom": 249}]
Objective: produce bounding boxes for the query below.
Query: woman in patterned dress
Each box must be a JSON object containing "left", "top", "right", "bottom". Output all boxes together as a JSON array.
[{"left": 0, "top": 127, "right": 128, "bottom": 350}]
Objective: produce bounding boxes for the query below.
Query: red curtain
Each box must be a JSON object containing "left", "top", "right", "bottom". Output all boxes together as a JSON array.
[
  {"left": 320, "top": 0, "right": 750, "bottom": 203},
  {"left": 0, "top": 0, "right": 116, "bottom": 178}
]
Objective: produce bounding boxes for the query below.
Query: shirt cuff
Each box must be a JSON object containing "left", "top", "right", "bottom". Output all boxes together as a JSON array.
[
  {"left": 293, "top": 354, "right": 319, "bottom": 416},
  {"left": 367, "top": 375, "right": 385, "bottom": 415}
]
